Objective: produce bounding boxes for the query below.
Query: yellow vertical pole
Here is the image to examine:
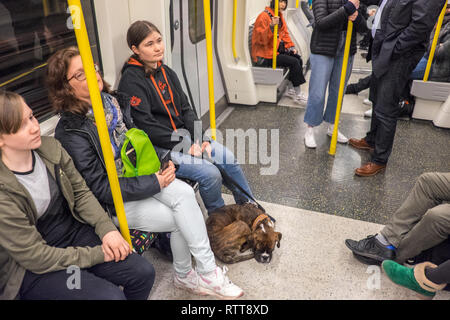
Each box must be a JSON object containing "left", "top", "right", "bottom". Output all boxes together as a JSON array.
[
  {"left": 67, "top": 0, "right": 132, "bottom": 247},
  {"left": 296, "top": 0, "right": 300, "bottom": 9},
  {"left": 43, "top": 0, "right": 50, "bottom": 16},
  {"left": 423, "top": 3, "right": 447, "bottom": 82},
  {"left": 232, "top": 0, "right": 239, "bottom": 62},
  {"left": 203, "top": 0, "right": 216, "bottom": 140},
  {"left": 272, "top": 0, "right": 279, "bottom": 69},
  {"left": 329, "top": 21, "right": 353, "bottom": 156}
]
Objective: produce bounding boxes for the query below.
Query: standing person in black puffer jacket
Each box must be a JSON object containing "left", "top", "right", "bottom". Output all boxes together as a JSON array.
[{"left": 303, "top": 0, "right": 367, "bottom": 149}]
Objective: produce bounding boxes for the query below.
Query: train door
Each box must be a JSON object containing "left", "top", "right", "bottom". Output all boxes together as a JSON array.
[{"left": 170, "top": 0, "right": 225, "bottom": 119}]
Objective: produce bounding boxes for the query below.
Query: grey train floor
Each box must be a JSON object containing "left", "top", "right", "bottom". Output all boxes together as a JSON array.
[{"left": 219, "top": 104, "right": 450, "bottom": 225}]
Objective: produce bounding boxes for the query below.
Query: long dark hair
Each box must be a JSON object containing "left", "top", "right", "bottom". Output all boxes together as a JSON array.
[
  {"left": 126, "top": 20, "right": 162, "bottom": 74},
  {"left": 270, "top": 0, "right": 288, "bottom": 9}
]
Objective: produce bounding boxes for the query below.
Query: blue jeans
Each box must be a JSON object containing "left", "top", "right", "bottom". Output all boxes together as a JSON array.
[
  {"left": 168, "top": 140, "right": 254, "bottom": 213},
  {"left": 304, "top": 31, "right": 355, "bottom": 127},
  {"left": 410, "top": 56, "right": 429, "bottom": 80}
]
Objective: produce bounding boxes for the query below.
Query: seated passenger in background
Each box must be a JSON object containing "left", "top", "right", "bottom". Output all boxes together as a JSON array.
[
  {"left": 410, "top": 2, "right": 450, "bottom": 82},
  {"left": 118, "top": 21, "right": 255, "bottom": 216},
  {"left": 46, "top": 47, "right": 244, "bottom": 300},
  {"left": 345, "top": 172, "right": 450, "bottom": 268},
  {"left": 0, "top": 90, "right": 154, "bottom": 300},
  {"left": 251, "top": 0, "right": 307, "bottom": 104}
]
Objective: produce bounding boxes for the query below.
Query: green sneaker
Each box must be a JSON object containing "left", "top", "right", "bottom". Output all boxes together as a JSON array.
[{"left": 382, "top": 260, "right": 445, "bottom": 299}]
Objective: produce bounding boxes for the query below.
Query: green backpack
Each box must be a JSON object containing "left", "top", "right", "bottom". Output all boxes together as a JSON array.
[{"left": 121, "top": 128, "right": 161, "bottom": 177}]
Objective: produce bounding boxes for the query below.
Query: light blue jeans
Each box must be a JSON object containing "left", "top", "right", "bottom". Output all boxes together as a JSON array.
[
  {"left": 304, "top": 31, "right": 355, "bottom": 127},
  {"left": 117, "top": 179, "right": 217, "bottom": 276},
  {"left": 169, "top": 139, "right": 254, "bottom": 214}
]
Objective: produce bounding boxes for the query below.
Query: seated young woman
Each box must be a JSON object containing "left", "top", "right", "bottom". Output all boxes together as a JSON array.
[
  {"left": 0, "top": 90, "right": 154, "bottom": 300},
  {"left": 46, "top": 47, "right": 244, "bottom": 300},
  {"left": 117, "top": 20, "right": 255, "bottom": 215}
]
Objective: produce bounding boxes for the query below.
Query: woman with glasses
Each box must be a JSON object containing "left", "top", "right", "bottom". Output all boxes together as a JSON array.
[{"left": 46, "top": 47, "right": 244, "bottom": 300}]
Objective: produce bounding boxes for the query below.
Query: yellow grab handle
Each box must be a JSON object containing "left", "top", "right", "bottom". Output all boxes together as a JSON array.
[
  {"left": 424, "top": 2, "right": 447, "bottom": 82},
  {"left": 203, "top": 0, "right": 216, "bottom": 140},
  {"left": 232, "top": 0, "right": 238, "bottom": 62},
  {"left": 67, "top": 0, "right": 132, "bottom": 247},
  {"left": 329, "top": 21, "right": 353, "bottom": 156},
  {"left": 272, "top": 0, "right": 279, "bottom": 69}
]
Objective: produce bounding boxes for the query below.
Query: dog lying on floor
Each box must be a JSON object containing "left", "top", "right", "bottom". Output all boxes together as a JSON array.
[{"left": 206, "top": 203, "right": 282, "bottom": 264}]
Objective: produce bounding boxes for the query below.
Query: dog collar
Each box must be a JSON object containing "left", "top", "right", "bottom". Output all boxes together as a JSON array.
[{"left": 252, "top": 214, "right": 269, "bottom": 232}]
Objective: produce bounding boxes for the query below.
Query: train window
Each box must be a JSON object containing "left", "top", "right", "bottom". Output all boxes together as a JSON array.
[
  {"left": 0, "top": 0, "right": 101, "bottom": 122},
  {"left": 188, "top": 0, "right": 213, "bottom": 44}
]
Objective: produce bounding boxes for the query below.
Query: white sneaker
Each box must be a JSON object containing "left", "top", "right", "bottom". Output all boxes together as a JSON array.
[
  {"left": 295, "top": 92, "right": 308, "bottom": 104},
  {"left": 363, "top": 98, "right": 372, "bottom": 106},
  {"left": 304, "top": 126, "right": 317, "bottom": 148},
  {"left": 327, "top": 125, "right": 349, "bottom": 144},
  {"left": 198, "top": 266, "right": 244, "bottom": 300},
  {"left": 174, "top": 269, "right": 207, "bottom": 296},
  {"left": 364, "top": 108, "right": 372, "bottom": 118},
  {"left": 286, "top": 88, "right": 296, "bottom": 98}
]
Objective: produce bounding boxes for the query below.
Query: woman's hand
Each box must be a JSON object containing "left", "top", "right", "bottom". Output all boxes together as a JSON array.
[
  {"left": 156, "top": 162, "right": 176, "bottom": 189},
  {"left": 201, "top": 141, "right": 212, "bottom": 159},
  {"left": 349, "top": 0, "right": 360, "bottom": 9},
  {"left": 348, "top": 11, "right": 358, "bottom": 21},
  {"left": 270, "top": 16, "right": 280, "bottom": 27},
  {"left": 188, "top": 143, "right": 203, "bottom": 157},
  {"left": 102, "top": 231, "right": 132, "bottom": 262}
]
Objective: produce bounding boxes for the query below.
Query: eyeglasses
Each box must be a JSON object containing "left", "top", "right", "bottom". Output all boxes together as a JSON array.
[{"left": 67, "top": 64, "right": 100, "bottom": 82}]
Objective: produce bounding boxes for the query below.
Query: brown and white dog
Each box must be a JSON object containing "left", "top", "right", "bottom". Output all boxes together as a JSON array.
[{"left": 206, "top": 203, "right": 282, "bottom": 264}]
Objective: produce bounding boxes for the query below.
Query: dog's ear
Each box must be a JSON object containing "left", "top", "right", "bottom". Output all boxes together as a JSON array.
[{"left": 276, "top": 232, "right": 282, "bottom": 248}]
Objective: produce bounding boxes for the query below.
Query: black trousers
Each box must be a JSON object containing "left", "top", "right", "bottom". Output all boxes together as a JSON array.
[
  {"left": 365, "top": 51, "right": 423, "bottom": 165},
  {"left": 261, "top": 53, "right": 306, "bottom": 87},
  {"left": 19, "top": 224, "right": 155, "bottom": 300}
]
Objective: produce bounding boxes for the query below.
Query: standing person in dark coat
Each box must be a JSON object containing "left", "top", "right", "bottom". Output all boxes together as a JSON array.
[{"left": 349, "top": 0, "right": 447, "bottom": 176}]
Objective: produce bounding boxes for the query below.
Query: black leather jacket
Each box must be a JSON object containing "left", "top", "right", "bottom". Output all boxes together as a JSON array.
[
  {"left": 310, "top": 0, "right": 368, "bottom": 57},
  {"left": 55, "top": 92, "right": 163, "bottom": 217}
]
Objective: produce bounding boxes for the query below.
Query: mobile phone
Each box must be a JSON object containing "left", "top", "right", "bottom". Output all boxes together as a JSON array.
[
  {"left": 160, "top": 150, "right": 171, "bottom": 172},
  {"left": 125, "top": 144, "right": 136, "bottom": 167}
]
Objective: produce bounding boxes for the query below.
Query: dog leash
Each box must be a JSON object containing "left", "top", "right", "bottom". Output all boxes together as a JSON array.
[{"left": 201, "top": 152, "right": 276, "bottom": 223}]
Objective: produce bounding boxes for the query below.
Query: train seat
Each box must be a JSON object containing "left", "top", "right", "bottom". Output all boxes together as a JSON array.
[
  {"left": 411, "top": 80, "right": 450, "bottom": 128},
  {"left": 248, "top": 22, "right": 290, "bottom": 102}
]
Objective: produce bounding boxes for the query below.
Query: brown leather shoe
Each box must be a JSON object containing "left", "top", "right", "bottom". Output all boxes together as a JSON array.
[
  {"left": 349, "top": 138, "right": 374, "bottom": 151},
  {"left": 355, "top": 162, "right": 386, "bottom": 177}
]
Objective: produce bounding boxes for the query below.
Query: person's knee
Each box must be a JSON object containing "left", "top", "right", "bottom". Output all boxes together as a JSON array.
[
  {"left": 176, "top": 180, "right": 196, "bottom": 199},
  {"left": 200, "top": 165, "right": 222, "bottom": 188},
  {"left": 423, "top": 206, "right": 450, "bottom": 227},
  {"left": 134, "top": 258, "right": 156, "bottom": 284},
  {"left": 125, "top": 255, "right": 156, "bottom": 297},
  {"left": 417, "top": 172, "right": 435, "bottom": 185}
]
